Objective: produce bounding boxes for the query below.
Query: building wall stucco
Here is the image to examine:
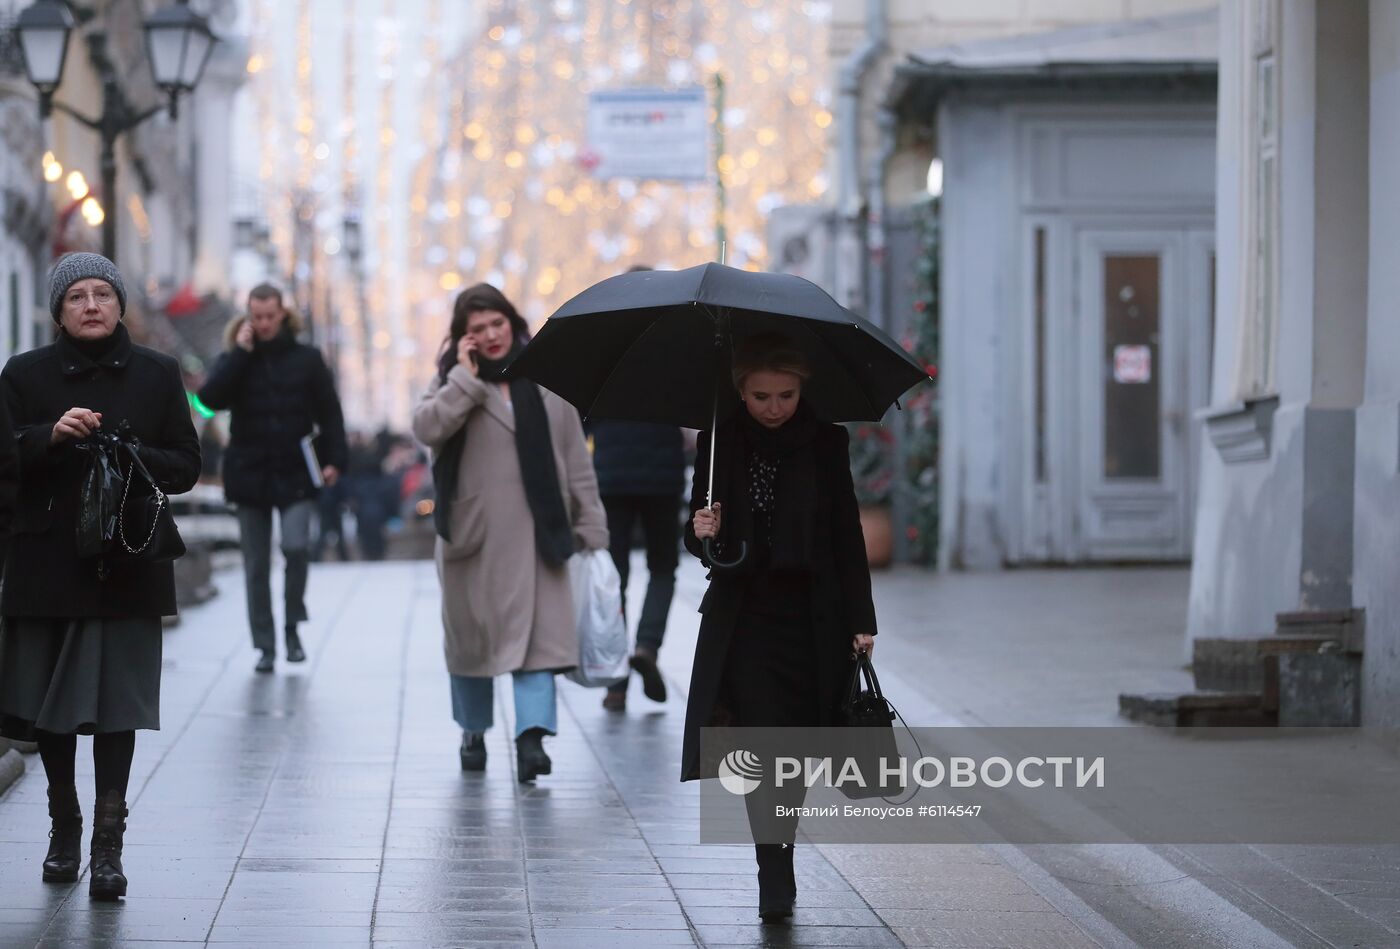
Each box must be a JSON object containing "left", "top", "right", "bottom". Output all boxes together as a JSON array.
[
  {"left": 937, "top": 103, "right": 1014, "bottom": 570},
  {"left": 1355, "top": 0, "right": 1400, "bottom": 726},
  {"left": 1187, "top": 0, "right": 1369, "bottom": 648}
]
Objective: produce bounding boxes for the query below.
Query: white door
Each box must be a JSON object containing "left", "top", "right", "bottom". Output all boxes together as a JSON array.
[{"left": 1073, "top": 227, "right": 1205, "bottom": 561}]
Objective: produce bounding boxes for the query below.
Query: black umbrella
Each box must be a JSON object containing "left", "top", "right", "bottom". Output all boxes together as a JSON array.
[{"left": 508, "top": 262, "right": 931, "bottom": 567}]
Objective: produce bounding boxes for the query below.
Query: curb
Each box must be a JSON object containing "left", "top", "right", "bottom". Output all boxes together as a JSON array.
[{"left": 0, "top": 748, "right": 24, "bottom": 797}]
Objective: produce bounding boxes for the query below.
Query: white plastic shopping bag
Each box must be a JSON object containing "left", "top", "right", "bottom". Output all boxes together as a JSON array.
[{"left": 564, "top": 549, "right": 629, "bottom": 687}]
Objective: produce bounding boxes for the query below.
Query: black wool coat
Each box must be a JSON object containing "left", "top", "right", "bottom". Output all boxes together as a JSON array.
[
  {"left": 1, "top": 326, "right": 201, "bottom": 618},
  {"left": 679, "top": 418, "right": 877, "bottom": 782},
  {"left": 197, "top": 329, "right": 348, "bottom": 508},
  {"left": 0, "top": 394, "right": 18, "bottom": 566},
  {"left": 587, "top": 420, "right": 686, "bottom": 497}
]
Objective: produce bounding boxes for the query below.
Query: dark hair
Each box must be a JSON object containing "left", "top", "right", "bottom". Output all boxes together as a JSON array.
[
  {"left": 731, "top": 332, "right": 812, "bottom": 392},
  {"left": 247, "top": 283, "right": 284, "bottom": 307},
  {"left": 438, "top": 283, "right": 530, "bottom": 380}
]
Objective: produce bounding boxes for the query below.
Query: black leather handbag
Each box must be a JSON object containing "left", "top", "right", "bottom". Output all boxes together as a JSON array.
[
  {"left": 114, "top": 440, "right": 185, "bottom": 564},
  {"left": 835, "top": 652, "right": 905, "bottom": 800},
  {"left": 76, "top": 429, "right": 185, "bottom": 569}
]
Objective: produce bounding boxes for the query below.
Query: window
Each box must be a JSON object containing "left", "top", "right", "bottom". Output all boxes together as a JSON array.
[{"left": 1243, "top": 0, "right": 1280, "bottom": 397}]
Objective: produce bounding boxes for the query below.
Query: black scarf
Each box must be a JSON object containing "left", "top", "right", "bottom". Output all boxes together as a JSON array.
[
  {"left": 721, "top": 400, "right": 820, "bottom": 571},
  {"left": 431, "top": 344, "right": 574, "bottom": 567}
]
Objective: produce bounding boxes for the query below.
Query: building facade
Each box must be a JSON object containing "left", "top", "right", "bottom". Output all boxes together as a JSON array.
[
  {"left": 1188, "top": 0, "right": 1400, "bottom": 722},
  {"left": 0, "top": 6, "right": 50, "bottom": 364},
  {"left": 826, "top": 1, "right": 1219, "bottom": 566}
]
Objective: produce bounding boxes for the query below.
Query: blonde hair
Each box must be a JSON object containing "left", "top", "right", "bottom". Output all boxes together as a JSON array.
[{"left": 731, "top": 332, "right": 812, "bottom": 391}]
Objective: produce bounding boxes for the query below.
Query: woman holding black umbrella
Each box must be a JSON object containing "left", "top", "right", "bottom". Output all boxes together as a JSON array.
[{"left": 682, "top": 332, "right": 877, "bottom": 923}]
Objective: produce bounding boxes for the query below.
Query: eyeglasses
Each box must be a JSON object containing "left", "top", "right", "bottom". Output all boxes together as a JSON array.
[{"left": 64, "top": 288, "right": 116, "bottom": 309}]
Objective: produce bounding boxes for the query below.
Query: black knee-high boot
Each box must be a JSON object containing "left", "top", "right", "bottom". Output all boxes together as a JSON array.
[
  {"left": 42, "top": 785, "right": 82, "bottom": 883},
  {"left": 88, "top": 790, "right": 128, "bottom": 901},
  {"left": 755, "top": 843, "right": 796, "bottom": 922}
]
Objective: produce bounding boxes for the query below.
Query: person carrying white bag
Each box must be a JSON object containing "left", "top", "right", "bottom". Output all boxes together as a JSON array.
[{"left": 566, "top": 549, "right": 630, "bottom": 687}]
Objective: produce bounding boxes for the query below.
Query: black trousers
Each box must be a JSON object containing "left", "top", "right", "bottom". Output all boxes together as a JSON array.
[{"left": 603, "top": 494, "right": 680, "bottom": 692}]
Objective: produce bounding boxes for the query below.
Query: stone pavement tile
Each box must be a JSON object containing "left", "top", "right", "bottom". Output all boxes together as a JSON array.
[
  {"left": 525, "top": 857, "right": 664, "bottom": 874},
  {"left": 212, "top": 908, "right": 373, "bottom": 927},
  {"left": 532, "top": 929, "right": 698, "bottom": 947},
  {"left": 371, "top": 939, "right": 533, "bottom": 949},
  {"left": 369, "top": 927, "right": 533, "bottom": 944},
  {"left": 369, "top": 913, "right": 533, "bottom": 935},
  {"left": 675, "top": 887, "right": 873, "bottom": 910},
  {"left": 684, "top": 905, "right": 886, "bottom": 926},
  {"left": 528, "top": 910, "right": 691, "bottom": 928},
  {"left": 205, "top": 925, "right": 373, "bottom": 944},
  {"left": 695, "top": 923, "right": 904, "bottom": 946},
  {"left": 862, "top": 888, "right": 1053, "bottom": 912},
  {"left": 34, "top": 915, "right": 214, "bottom": 943},
  {"left": 371, "top": 892, "right": 530, "bottom": 914},
  {"left": 891, "top": 925, "right": 1102, "bottom": 949},
  {"left": 0, "top": 802, "right": 49, "bottom": 843},
  {"left": 115, "top": 867, "right": 235, "bottom": 899},
  {"left": 33, "top": 942, "right": 202, "bottom": 949},
  {"left": 239, "top": 857, "right": 383, "bottom": 873}
]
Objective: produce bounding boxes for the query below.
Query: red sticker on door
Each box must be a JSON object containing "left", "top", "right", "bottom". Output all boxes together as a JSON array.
[{"left": 1113, "top": 345, "right": 1152, "bottom": 384}]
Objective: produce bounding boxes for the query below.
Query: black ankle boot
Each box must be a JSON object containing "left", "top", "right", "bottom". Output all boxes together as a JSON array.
[
  {"left": 756, "top": 843, "right": 795, "bottom": 922},
  {"left": 285, "top": 627, "right": 306, "bottom": 663},
  {"left": 459, "top": 731, "right": 486, "bottom": 771},
  {"left": 515, "top": 727, "right": 552, "bottom": 783},
  {"left": 89, "top": 790, "right": 128, "bottom": 901},
  {"left": 42, "top": 786, "right": 82, "bottom": 883}
]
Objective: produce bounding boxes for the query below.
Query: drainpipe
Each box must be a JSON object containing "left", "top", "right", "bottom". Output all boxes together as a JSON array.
[
  {"left": 869, "top": 102, "right": 907, "bottom": 560},
  {"left": 832, "top": 0, "right": 886, "bottom": 314}
]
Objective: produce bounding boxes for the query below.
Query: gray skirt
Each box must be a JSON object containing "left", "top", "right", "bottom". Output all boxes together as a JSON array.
[{"left": 0, "top": 616, "right": 163, "bottom": 739}]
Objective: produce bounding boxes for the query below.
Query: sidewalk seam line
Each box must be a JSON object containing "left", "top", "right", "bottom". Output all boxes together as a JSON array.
[{"left": 556, "top": 682, "right": 703, "bottom": 947}]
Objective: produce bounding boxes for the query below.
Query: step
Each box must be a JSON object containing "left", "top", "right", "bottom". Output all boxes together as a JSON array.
[
  {"left": 1276, "top": 608, "right": 1364, "bottom": 653},
  {"left": 1193, "top": 636, "right": 1340, "bottom": 692},
  {"left": 1118, "top": 690, "right": 1275, "bottom": 727}
]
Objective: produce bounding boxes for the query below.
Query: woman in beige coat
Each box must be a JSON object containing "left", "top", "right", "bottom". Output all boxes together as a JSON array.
[{"left": 412, "top": 284, "right": 608, "bottom": 782}]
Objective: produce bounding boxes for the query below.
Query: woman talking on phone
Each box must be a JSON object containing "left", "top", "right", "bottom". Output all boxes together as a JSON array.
[{"left": 412, "top": 284, "right": 608, "bottom": 783}]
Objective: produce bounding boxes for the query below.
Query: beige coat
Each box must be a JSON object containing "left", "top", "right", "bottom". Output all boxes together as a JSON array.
[{"left": 411, "top": 365, "right": 608, "bottom": 677}]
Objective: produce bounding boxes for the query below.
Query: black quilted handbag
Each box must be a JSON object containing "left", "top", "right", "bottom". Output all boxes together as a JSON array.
[{"left": 835, "top": 652, "right": 904, "bottom": 800}]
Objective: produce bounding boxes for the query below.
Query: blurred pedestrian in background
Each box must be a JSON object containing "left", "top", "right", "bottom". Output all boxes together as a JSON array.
[
  {"left": 591, "top": 265, "right": 685, "bottom": 712},
  {"left": 590, "top": 417, "right": 684, "bottom": 710},
  {"left": 198, "top": 284, "right": 348, "bottom": 673},
  {"left": 683, "top": 333, "right": 877, "bottom": 923},
  {"left": 0, "top": 253, "right": 201, "bottom": 901},
  {"left": 412, "top": 284, "right": 607, "bottom": 783}
]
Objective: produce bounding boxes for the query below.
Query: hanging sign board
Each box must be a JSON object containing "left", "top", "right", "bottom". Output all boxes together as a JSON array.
[
  {"left": 1113, "top": 345, "right": 1152, "bottom": 384},
  {"left": 584, "top": 87, "right": 710, "bottom": 182}
]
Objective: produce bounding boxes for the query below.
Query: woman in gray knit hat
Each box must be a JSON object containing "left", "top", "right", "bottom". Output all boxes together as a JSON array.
[{"left": 0, "top": 252, "right": 201, "bottom": 901}]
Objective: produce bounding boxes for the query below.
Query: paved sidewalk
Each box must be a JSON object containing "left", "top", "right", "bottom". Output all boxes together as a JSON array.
[{"left": 2, "top": 559, "right": 1399, "bottom": 947}]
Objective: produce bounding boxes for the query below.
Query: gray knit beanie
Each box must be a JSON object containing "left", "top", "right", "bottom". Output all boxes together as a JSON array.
[{"left": 48, "top": 252, "right": 126, "bottom": 323}]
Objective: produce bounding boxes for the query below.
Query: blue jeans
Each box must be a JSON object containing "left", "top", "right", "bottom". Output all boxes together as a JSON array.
[{"left": 450, "top": 671, "right": 557, "bottom": 738}]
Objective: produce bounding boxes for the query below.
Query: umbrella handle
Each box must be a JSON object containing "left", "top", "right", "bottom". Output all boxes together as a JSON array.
[{"left": 703, "top": 537, "right": 747, "bottom": 571}]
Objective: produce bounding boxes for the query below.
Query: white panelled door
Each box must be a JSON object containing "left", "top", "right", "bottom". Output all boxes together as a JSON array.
[{"left": 1071, "top": 227, "right": 1211, "bottom": 561}]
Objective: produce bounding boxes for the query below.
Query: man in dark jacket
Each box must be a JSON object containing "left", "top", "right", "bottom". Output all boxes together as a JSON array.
[
  {"left": 198, "top": 284, "right": 348, "bottom": 673},
  {"left": 590, "top": 419, "right": 686, "bottom": 710}
]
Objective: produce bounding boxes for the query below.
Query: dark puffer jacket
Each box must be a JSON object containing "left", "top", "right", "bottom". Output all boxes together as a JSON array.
[
  {"left": 197, "top": 325, "right": 348, "bottom": 508},
  {"left": 587, "top": 420, "right": 685, "bottom": 497},
  {"left": 1, "top": 325, "right": 201, "bottom": 618}
]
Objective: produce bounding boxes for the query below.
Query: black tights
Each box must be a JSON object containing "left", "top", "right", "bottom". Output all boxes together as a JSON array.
[{"left": 36, "top": 730, "right": 136, "bottom": 799}]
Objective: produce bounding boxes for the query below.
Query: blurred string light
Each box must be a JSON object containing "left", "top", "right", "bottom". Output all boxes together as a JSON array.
[
  {"left": 42, "top": 151, "right": 63, "bottom": 182},
  {"left": 248, "top": 0, "right": 832, "bottom": 417}
]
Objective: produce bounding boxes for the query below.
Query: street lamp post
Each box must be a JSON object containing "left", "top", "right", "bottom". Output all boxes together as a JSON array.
[
  {"left": 14, "top": 0, "right": 216, "bottom": 263},
  {"left": 342, "top": 212, "right": 373, "bottom": 400}
]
